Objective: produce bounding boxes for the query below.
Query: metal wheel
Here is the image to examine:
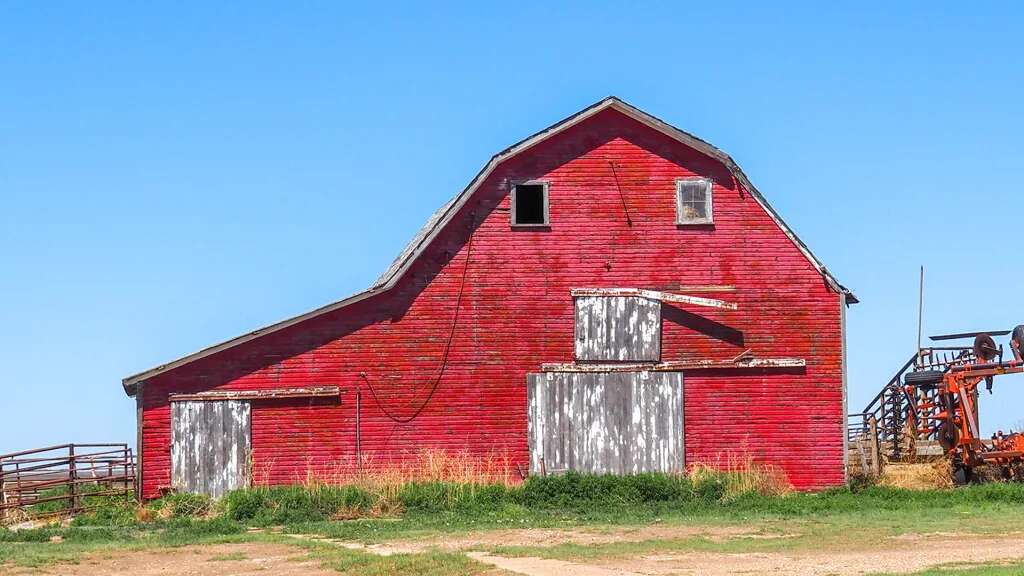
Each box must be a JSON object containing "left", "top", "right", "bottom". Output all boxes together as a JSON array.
[
  {"left": 938, "top": 420, "right": 959, "bottom": 452},
  {"left": 974, "top": 334, "right": 998, "bottom": 362},
  {"left": 953, "top": 465, "right": 973, "bottom": 485}
]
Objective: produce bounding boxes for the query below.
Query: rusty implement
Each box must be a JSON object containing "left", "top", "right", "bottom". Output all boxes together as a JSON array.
[{"left": 903, "top": 342, "right": 1024, "bottom": 482}]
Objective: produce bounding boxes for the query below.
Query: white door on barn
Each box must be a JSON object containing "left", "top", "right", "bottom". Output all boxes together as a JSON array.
[
  {"left": 527, "top": 371, "right": 684, "bottom": 475},
  {"left": 170, "top": 400, "right": 251, "bottom": 497}
]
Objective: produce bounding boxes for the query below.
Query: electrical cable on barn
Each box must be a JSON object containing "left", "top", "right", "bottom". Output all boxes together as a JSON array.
[{"left": 359, "top": 215, "right": 477, "bottom": 424}]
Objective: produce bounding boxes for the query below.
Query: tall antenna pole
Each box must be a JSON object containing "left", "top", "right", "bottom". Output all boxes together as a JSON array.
[{"left": 917, "top": 265, "right": 925, "bottom": 366}]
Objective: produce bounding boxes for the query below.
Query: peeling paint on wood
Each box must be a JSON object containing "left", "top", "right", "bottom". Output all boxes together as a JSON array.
[
  {"left": 171, "top": 401, "right": 250, "bottom": 498},
  {"left": 168, "top": 386, "right": 341, "bottom": 402},
  {"left": 575, "top": 296, "right": 661, "bottom": 362},
  {"left": 541, "top": 358, "right": 807, "bottom": 372},
  {"left": 527, "top": 371, "right": 684, "bottom": 474},
  {"left": 571, "top": 288, "right": 738, "bottom": 310}
]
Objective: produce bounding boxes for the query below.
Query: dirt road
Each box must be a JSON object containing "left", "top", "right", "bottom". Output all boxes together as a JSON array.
[{"left": 7, "top": 528, "right": 1024, "bottom": 575}]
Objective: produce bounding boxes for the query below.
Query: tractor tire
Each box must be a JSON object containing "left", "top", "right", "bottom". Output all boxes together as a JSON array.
[{"left": 905, "top": 369, "right": 945, "bottom": 387}]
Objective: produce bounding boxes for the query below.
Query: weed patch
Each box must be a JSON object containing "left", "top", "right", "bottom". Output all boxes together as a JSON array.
[
  {"left": 224, "top": 484, "right": 376, "bottom": 524},
  {"left": 300, "top": 541, "right": 494, "bottom": 576}
]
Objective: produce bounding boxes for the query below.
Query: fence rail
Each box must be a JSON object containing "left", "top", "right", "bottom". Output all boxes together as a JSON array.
[
  {"left": 853, "top": 346, "right": 975, "bottom": 461},
  {"left": 0, "top": 443, "right": 135, "bottom": 523}
]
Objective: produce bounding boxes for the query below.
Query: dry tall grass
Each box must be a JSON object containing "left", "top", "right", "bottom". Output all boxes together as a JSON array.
[
  {"left": 877, "top": 459, "right": 953, "bottom": 490},
  {"left": 689, "top": 453, "right": 791, "bottom": 498},
  {"left": 266, "top": 449, "right": 518, "bottom": 516},
  {"left": 241, "top": 448, "right": 794, "bottom": 516}
]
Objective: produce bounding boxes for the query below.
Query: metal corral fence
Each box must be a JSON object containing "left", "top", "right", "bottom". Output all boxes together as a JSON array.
[{"left": 0, "top": 443, "right": 136, "bottom": 523}]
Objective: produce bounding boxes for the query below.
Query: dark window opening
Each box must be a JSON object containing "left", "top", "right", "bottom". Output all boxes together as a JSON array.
[{"left": 512, "top": 183, "right": 548, "bottom": 226}]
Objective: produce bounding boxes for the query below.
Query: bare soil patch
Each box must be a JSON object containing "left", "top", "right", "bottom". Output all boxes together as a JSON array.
[
  {"left": 593, "top": 533, "right": 1024, "bottom": 576},
  {"left": 2, "top": 542, "right": 332, "bottom": 576},
  {"left": 392, "top": 523, "right": 763, "bottom": 552}
]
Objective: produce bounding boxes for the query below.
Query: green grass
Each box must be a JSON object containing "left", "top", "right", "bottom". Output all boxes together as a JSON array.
[
  {"left": 24, "top": 484, "right": 137, "bottom": 526},
  {"left": 0, "top": 515, "right": 250, "bottom": 567},
  {"left": 5, "top": 474, "right": 1024, "bottom": 570},
  {"left": 297, "top": 541, "right": 495, "bottom": 576},
  {"left": 224, "top": 484, "right": 376, "bottom": 524},
  {"left": 0, "top": 531, "right": 257, "bottom": 568},
  {"left": 0, "top": 530, "right": 496, "bottom": 575},
  {"left": 279, "top": 481, "right": 1024, "bottom": 544},
  {"left": 487, "top": 507, "right": 1024, "bottom": 562}
]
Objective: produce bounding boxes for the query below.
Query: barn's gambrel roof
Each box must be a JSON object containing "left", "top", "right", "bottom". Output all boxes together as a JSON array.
[{"left": 123, "top": 96, "right": 855, "bottom": 395}]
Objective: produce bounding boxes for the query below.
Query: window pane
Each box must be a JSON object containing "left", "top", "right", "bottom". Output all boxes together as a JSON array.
[
  {"left": 678, "top": 180, "right": 710, "bottom": 223},
  {"left": 682, "top": 200, "right": 706, "bottom": 220},
  {"left": 681, "top": 187, "right": 705, "bottom": 204}
]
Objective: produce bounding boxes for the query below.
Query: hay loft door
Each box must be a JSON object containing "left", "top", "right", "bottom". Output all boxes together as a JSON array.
[
  {"left": 171, "top": 400, "right": 251, "bottom": 497},
  {"left": 527, "top": 371, "right": 684, "bottom": 475}
]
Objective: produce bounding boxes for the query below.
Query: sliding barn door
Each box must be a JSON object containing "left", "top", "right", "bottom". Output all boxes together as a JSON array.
[
  {"left": 171, "top": 400, "right": 251, "bottom": 497},
  {"left": 527, "top": 371, "right": 684, "bottom": 475}
]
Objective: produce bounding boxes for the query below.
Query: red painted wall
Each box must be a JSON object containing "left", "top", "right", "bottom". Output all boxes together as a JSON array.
[{"left": 138, "top": 108, "right": 845, "bottom": 497}]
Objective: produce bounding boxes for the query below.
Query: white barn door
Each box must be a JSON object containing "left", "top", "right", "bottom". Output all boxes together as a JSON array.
[
  {"left": 171, "top": 400, "right": 251, "bottom": 497},
  {"left": 527, "top": 371, "right": 684, "bottom": 475}
]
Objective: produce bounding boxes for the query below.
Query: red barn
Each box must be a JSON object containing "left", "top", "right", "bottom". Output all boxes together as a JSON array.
[{"left": 123, "top": 97, "right": 855, "bottom": 498}]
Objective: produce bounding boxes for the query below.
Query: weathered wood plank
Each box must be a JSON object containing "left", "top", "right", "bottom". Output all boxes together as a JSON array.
[
  {"left": 570, "top": 288, "right": 738, "bottom": 310},
  {"left": 171, "top": 400, "right": 250, "bottom": 497},
  {"left": 574, "top": 296, "right": 661, "bottom": 362},
  {"left": 168, "top": 386, "right": 340, "bottom": 402},
  {"left": 541, "top": 358, "right": 807, "bottom": 372},
  {"left": 527, "top": 371, "right": 684, "bottom": 475}
]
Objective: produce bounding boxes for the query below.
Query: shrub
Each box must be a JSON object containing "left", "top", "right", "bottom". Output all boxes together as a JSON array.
[
  {"left": 223, "top": 488, "right": 267, "bottom": 521},
  {"left": 71, "top": 496, "right": 137, "bottom": 527},
  {"left": 160, "top": 516, "right": 244, "bottom": 540},
  {"left": 518, "top": 471, "right": 695, "bottom": 508}
]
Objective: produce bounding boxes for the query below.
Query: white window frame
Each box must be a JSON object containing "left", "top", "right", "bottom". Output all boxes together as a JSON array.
[
  {"left": 675, "top": 177, "right": 713, "bottom": 225},
  {"left": 511, "top": 181, "right": 550, "bottom": 227}
]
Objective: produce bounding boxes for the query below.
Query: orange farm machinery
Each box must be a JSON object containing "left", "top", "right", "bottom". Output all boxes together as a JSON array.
[{"left": 903, "top": 330, "right": 1024, "bottom": 482}]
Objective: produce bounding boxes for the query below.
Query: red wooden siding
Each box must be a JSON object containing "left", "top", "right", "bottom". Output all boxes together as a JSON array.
[{"left": 138, "top": 107, "right": 845, "bottom": 497}]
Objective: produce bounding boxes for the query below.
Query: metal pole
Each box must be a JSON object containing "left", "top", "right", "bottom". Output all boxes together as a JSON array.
[
  {"left": 68, "top": 444, "right": 78, "bottom": 513},
  {"left": 355, "top": 387, "right": 362, "bottom": 473},
  {"left": 1, "top": 467, "right": 6, "bottom": 523},
  {"left": 917, "top": 265, "right": 924, "bottom": 366}
]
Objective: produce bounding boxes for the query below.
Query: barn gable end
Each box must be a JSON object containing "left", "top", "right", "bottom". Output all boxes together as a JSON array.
[{"left": 129, "top": 98, "right": 853, "bottom": 496}]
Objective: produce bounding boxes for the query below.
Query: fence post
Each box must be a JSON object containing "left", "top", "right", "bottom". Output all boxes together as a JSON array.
[
  {"left": 68, "top": 444, "right": 78, "bottom": 513},
  {"left": 14, "top": 461, "right": 21, "bottom": 509},
  {"left": 124, "top": 445, "right": 132, "bottom": 499},
  {"left": 868, "top": 415, "right": 882, "bottom": 477},
  {"left": 1, "top": 467, "right": 6, "bottom": 523}
]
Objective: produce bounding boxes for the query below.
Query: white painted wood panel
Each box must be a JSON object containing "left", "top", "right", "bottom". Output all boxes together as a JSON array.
[
  {"left": 171, "top": 400, "right": 251, "bottom": 497},
  {"left": 527, "top": 371, "right": 683, "bottom": 474},
  {"left": 574, "top": 296, "right": 661, "bottom": 362}
]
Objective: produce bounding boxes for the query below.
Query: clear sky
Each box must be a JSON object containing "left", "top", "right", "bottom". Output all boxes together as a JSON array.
[{"left": 2, "top": 3, "right": 1023, "bottom": 455}]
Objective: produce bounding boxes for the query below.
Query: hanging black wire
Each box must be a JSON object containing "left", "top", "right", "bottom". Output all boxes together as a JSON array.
[
  {"left": 609, "top": 161, "right": 633, "bottom": 226},
  {"left": 359, "top": 217, "right": 476, "bottom": 424}
]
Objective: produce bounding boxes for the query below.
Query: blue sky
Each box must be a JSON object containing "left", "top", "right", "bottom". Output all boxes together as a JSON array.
[{"left": 2, "top": 3, "right": 1023, "bottom": 454}]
